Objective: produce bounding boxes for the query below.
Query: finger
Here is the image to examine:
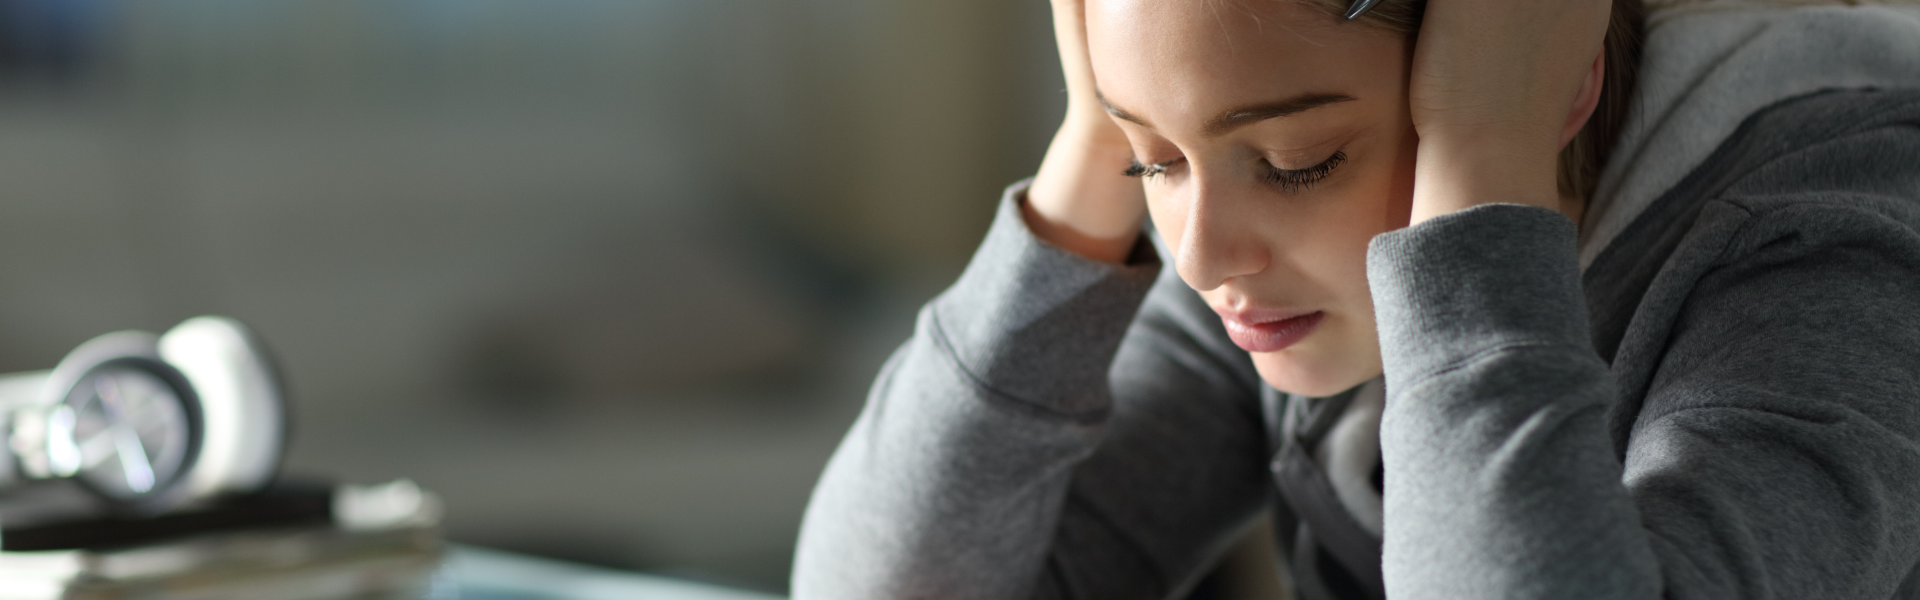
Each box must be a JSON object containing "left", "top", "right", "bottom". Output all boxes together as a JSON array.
[{"left": 1050, "top": 0, "right": 1104, "bottom": 117}]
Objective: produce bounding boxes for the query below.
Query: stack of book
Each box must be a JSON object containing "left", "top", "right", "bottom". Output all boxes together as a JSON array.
[{"left": 0, "top": 479, "right": 443, "bottom": 600}]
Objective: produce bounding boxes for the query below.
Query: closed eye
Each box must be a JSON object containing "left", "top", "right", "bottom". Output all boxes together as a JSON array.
[
  {"left": 1123, "top": 157, "right": 1182, "bottom": 180},
  {"left": 1262, "top": 150, "right": 1345, "bottom": 193}
]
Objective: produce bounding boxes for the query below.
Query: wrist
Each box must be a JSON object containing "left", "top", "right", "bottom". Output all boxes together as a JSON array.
[
  {"left": 1058, "top": 110, "right": 1133, "bottom": 154},
  {"left": 1410, "top": 132, "right": 1561, "bottom": 225},
  {"left": 1026, "top": 120, "right": 1146, "bottom": 264}
]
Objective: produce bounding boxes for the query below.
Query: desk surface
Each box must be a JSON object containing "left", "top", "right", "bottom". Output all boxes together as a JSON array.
[{"left": 441, "top": 545, "right": 785, "bottom": 600}]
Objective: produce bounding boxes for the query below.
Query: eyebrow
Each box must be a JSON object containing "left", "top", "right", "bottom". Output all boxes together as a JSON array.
[{"left": 1097, "top": 91, "right": 1357, "bottom": 138}]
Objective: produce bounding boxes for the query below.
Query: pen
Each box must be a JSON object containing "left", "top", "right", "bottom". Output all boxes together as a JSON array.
[{"left": 1345, "top": 0, "right": 1384, "bottom": 20}]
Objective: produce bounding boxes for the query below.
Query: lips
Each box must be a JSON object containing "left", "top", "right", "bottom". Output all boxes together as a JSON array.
[{"left": 1216, "top": 308, "right": 1326, "bottom": 353}]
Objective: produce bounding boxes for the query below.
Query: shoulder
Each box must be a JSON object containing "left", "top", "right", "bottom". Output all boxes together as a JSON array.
[
  {"left": 1642, "top": 87, "right": 1920, "bottom": 237},
  {"left": 1590, "top": 86, "right": 1920, "bottom": 277},
  {"left": 1585, "top": 88, "right": 1920, "bottom": 362},
  {"left": 1717, "top": 89, "right": 1920, "bottom": 220},
  {"left": 1710, "top": 89, "right": 1920, "bottom": 272},
  {"left": 1583, "top": 89, "right": 1920, "bottom": 458}
]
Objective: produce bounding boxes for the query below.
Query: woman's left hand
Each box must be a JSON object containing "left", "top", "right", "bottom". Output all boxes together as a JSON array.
[{"left": 1406, "top": 0, "right": 1611, "bottom": 225}]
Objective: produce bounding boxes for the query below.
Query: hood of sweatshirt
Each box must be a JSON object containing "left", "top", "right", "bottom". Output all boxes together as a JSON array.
[{"left": 1578, "top": 1, "right": 1920, "bottom": 267}]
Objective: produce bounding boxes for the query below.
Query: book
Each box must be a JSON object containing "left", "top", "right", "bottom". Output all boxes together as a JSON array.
[{"left": 0, "top": 480, "right": 443, "bottom": 600}]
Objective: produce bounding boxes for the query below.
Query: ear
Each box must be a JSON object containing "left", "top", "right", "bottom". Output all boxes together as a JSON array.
[{"left": 1561, "top": 50, "right": 1605, "bottom": 148}]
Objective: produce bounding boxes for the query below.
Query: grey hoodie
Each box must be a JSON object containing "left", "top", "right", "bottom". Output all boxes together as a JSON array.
[{"left": 792, "top": 5, "right": 1920, "bottom": 599}]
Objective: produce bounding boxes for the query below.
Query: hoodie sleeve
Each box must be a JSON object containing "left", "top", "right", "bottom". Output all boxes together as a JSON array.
[
  {"left": 791, "top": 180, "right": 1276, "bottom": 600},
  {"left": 1366, "top": 198, "right": 1920, "bottom": 598}
]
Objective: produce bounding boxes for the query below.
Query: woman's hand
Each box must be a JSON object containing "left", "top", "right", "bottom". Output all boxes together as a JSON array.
[
  {"left": 1024, "top": 0, "right": 1148, "bottom": 264},
  {"left": 1407, "top": 0, "right": 1610, "bottom": 225}
]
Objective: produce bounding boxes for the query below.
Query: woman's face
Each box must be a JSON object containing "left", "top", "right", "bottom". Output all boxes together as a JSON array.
[{"left": 1086, "top": 0, "right": 1417, "bottom": 397}]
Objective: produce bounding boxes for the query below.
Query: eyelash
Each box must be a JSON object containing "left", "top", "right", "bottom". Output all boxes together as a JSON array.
[
  {"left": 1263, "top": 149, "right": 1346, "bottom": 193},
  {"left": 1124, "top": 150, "right": 1348, "bottom": 194},
  {"left": 1123, "top": 159, "right": 1172, "bottom": 179}
]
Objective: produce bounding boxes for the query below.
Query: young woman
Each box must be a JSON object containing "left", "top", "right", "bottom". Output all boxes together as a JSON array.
[{"left": 793, "top": 0, "right": 1920, "bottom": 597}]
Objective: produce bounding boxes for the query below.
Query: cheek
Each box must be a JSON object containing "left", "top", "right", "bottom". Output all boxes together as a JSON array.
[
  {"left": 1142, "top": 186, "right": 1186, "bottom": 253},
  {"left": 1245, "top": 145, "right": 1415, "bottom": 395},
  {"left": 1294, "top": 151, "right": 1416, "bottom": 289}
]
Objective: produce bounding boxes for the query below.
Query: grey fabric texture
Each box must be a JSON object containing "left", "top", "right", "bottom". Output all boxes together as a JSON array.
[
  {"left": 791, "top": 53, "right": 1920, "bottom": 600},
  {"left": 791, "top": 191, "right": 1270, "bottom": 599},
  {"left": 1367, "top": 88, "right": 1920, "bottom": 598},
  {"left": 1579, "top": 3, "right": 1920, "bottom": 266},
  {"left": 1368, "top": 204, "right": 1653, "bottom": 599}
]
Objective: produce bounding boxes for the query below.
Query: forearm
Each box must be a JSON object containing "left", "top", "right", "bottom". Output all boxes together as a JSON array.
[
  {"left": 1368, "top": 205, "right": 1661, "bottom": 599},
  {"left": 791, "top": 340, "right": 1103, "bottom": 599},
  {"left": 1023, "top": 0, "right": 1146, "bottom": 265},
  {"left": 792, "top": 183, "right": 1161, "bottom": 599},
  {"left": 1026, "top": 119, "right": 1145, "bottom": 264}
]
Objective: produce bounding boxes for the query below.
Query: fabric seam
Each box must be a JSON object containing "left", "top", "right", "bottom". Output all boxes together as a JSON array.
[
  {"left": 927, "top": 304, "right": 1113, "bottom": 425},
  {"left": 1401, "top": 339, "right": 1590, "bottom": 391}
]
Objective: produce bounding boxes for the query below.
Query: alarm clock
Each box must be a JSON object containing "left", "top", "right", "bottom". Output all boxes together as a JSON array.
[{"left": 0, "top": 316, "right": 286, "bottom": 515}]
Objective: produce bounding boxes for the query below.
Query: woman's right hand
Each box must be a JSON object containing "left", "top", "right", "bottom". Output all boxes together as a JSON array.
[{"left": 1023, "top": 0, "right": 1148, "bottom": 265}]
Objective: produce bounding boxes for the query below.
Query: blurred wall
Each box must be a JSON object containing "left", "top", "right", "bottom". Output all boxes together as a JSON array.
[{"left": 0, "top": 0, "right": 1061, "bottom": 592}]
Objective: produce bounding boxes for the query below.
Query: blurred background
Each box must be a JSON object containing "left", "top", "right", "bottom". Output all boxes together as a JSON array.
[{"left": 0, "top": 0, "right": 1065, "bottom": 593}]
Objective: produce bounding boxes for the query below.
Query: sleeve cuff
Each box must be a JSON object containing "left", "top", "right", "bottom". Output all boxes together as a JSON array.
[
  {"left": 1366, "top": 204, "right": 1593, "bottom": 387},
  {"left": 928, "top": 179, "right": 1163, "bottom": 415}
]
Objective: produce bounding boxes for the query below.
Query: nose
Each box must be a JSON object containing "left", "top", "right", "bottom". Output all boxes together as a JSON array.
[{"left": 1172, "top": 177, "right": 1270, "bottom": 291}]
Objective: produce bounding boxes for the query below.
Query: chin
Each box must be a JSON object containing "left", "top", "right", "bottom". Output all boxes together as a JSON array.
[{"left": 1250, "top": 343, "right": 1382, "bottom": 398}]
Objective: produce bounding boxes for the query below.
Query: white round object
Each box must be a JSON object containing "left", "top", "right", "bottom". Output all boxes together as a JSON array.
[
  {"left": 157, "top": 316, "right": 287, "bottom": 506},
  {"left": 18, "top": 316, "right": 287, "bottom": 513}
]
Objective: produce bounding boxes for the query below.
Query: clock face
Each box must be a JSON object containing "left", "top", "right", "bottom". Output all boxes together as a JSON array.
[{"left": 48, "top": 364, "right": 194, "bottom": 500}]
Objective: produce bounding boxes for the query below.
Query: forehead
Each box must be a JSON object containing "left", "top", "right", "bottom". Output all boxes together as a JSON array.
[{"left": 1086, "top": 0, "right": 1401, "bottom": 127}]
